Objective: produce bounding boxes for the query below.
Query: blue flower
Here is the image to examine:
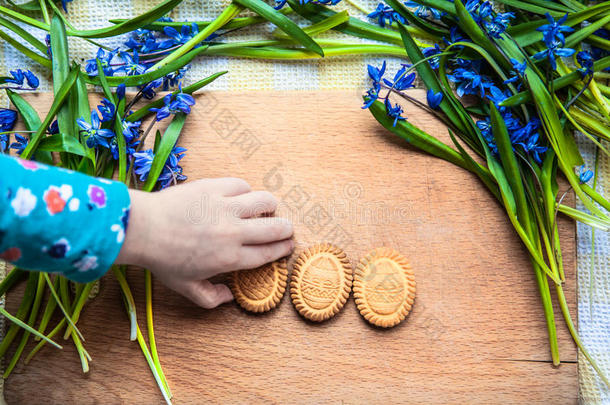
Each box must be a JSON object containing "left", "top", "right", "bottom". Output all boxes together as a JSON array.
[
  {"left": 85, "top": 48, "right": 117, "bottom": 76},
  {"left": 367, "top": 61, "right": 386, "bottom": 84},
  {"left": 504, "top": 58, "right": 526, "bottom": 85},
  {"left": 48, "top": 120, "right": 59, "bottom": 135},
  {"left": 404, "top": 1, "right": 443, "bottom": 19},
  {"left": 116, "top": 83, "right": 126, "bottom": 101},
  {"left": 533, "top": 44, "right": 575, "bottom": 70},
  {"left": 61, "top": 0, "right": 73, "bottom": 12},
  {"left": 576, "top": 51, "right": 594, "bottom": 77},
  {"left": 0, "top": 134, "right": 8, "bottom": 152},
  {"left": 383, "top": 65, "right": 416, "bottom": 90},
  {"left": 0, "top": 109, "right": 17, "bottom": 131},
  {"left": 125, "top": 29, "right": 161, "bottom": 53},
  {"left": 384, "top": 98, "right": 406, "bottom": 127},
  {"left": 163, "top": 66, "right": 190, "bottom": 90},
  {"left": 516, "top": 131, "right": 547, "bottom": 164},
  {"left": 121, "top": 118, "right": 141, "bottom": 143},
  {"left": 116, "top": 51, "right": 147, "bottom": 76},
  {"left": 447, "top": 67, "right": 491, "bottom": 97},
  {"left": 77, "top": 111, "right": 116, "bottom": 148},
  {"left": 157, "top": 147, "right": 188, "bottom": 189},
  {"left": 483, "top": 12, "right": 514, "bottom": 38},
  {"left": 3, "top": 69, "right": 39, "bottom": 89},
  {"left": 362, "top": 82, "right": 382, "bottom": 109},
  {"left": 422, "top": 44, "right": 442, "bottom": 70},
  {"left": 9, "top": 134, "right": 28, "bottom": 155},
  {"left": 140, "top": 78, "right": 164, "bottom": 99},
  {"left": 443, "top": 26, "right": 468, "bottom": 48},
  {"left": 97, "top": 99, "right": 116, "bottom": 122},
  {"left": 426, "top": 89, "right": 443, "bottom": 109},
  {"left": 150, "top": 87, "right": 196, "bottom": 121},
  {"left": 368, "top": 3, "right": 405, "bottom": 27},
  {"left": 579, "top": 166, "right": 594, "bottom": 183},
  {"left": 163, "top": 24, "right": 199, "bottom": 46},
  {"left": 133, "top": 149, "right": 154, "bottom": 181},
  {"left": 537, "top": 13, "right": 574, "bottom": 47}
]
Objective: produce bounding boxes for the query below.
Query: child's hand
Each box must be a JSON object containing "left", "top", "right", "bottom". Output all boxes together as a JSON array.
[{"left": 116, "top": 178, "right": 294, "bottom": 308}]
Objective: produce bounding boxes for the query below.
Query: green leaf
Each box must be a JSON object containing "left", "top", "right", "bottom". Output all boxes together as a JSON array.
[
  {"left": 0, "top": 15, "right": 48, "bottom": 54},
  {"left": 0, "top": 267, "right": 27, "bottom": 297},
  {"left": 75, "top": 72, "right": 96, "bottom": 167},
  {"left": 65, "top": 0, "right": 184, "bottom": 38},
  {"left": 0, "top": 306, "right": 62, "bottom": 350},
  {"left": 127, "top": 71, "right": 227, "bottom": 122},
  {"left": 37, "top": 133, "right": 89, "bottom": 156},
  {"left": 234, "top": 0, "right": 323, "bottom": 56},
  {"left": 143, "top": 113, "right": 187, "bottom": 192},
  {"left": 6, "top": 89, "right": 41, "bottom": 131},
  {"left": 50, "top": 15, "right": 74, "bottom": 142},
  {"left": 273, "top": 10, "right": 349, "bottom": 38},
  {"left": 368, "top": 99, "right": 468, "bottom": 170},
  {"left": 21, "top": 67, "right": 79, "bottom": 159},
  {"left": 0, "top": 273, "right": 37, "bottom": 358}
]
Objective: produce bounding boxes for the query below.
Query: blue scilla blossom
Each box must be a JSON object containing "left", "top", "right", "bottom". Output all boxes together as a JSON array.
[
  {"left": 384, "top": 98, "right": 406, "bottom": 127},
  {"left": 483, "top": 11, "right": 515, "bottom": 39},
  {"left": 61, "top": 0, "right": 73, "bottom": 11},
  {"left": 77, "top": 112, "right": 116, "bottom": 148},
  {"left": 125, "top": 29, "right": 161, "bottom": 53},
  {"left": 97, "top": 99, "right": 116, "bottom": 122},
  {"left": 485, "top": 86, "right": 511, "bottom": 111},
  {"left": 537, "top": 13, "right": 573, "bottom": 47},
  {"left": 383, "top": 65, "right": 416, "bottom": 91},
  {"left": 0, "top": 134, "right": 8, "bottom": 152},
  {"left": 532, "top": 43, "right": 575, "bottom": 70},
  {"left": 163, "top": 66, "right": 190, "bottom": 90},
  {"left": 4, "top": 69, "right": 39, "bottom": 89},
  {"left": 476, "top": 117, "right": 499, "bottom": 154},
  {"left": 85, "top": 48, "right": 117, "bottom": 77},
  {"left": 404, "top": 1, "right": 443, "bottom": 19},
  {"left": 163, "top": 24, "right": 199, "bottom": 46},
  {"left": 116, "top": 83, "right": 126, "bottom": 101},
  {"left": 140, "top": 78, "right": 164, "bottom": 100},
  {"left": 426, "top": 89, "right": 443, "bottom": 109},
  {"left": 504, "top": 58, "right": 526, "bottom": 85},
  {"left": 362, "top": 81, "right": 382, "bottom": 109},
  {"left": 9, "top": 134, "right": 28, "bottom": 155},
  {"left": 48, "top": 120, "right": 59, "bottom": 135},
  {"left": 116, "top": 51, "right": 147, "bottom": 76},
  {"left": 515, "top": 131, "right": 547, "bottom": 164},
  {"left": 149, "top": 88, "right": 196, "bottom": 121},
  {"left": 465, "top": 0, "right": 493, "bottom": 24},
  {"left": 0, "top": 109, "right": 17, "bottom": 131},
  {"left": 447, "top": 67, "right": 492, "bottom": 97},
  {"left": 512, "top": 117, "right": 541, "bottom": 144},
  {"left": 157, "top": 147, "right": 188, "bottom": 189},
  {"left": 368, "top": 3, "right": 405, "bottom": 27},
  {"left": 576, "top": 51, "right": 594, "bottom": 77},
  {"left": 579, "top": 166, "right": 594, "bottom": 184},
  {"left": 422, "top": 44, "right": 442, "bottom": 70},
  {"left": 121, "top": 118, "right": 141, "bottom": 143},
  {"left": 443, "top": 26, "right": 468, "bottom": 48},
  {"left": 367, "top": 61, "right": 386, "bottom": 84},
  {"left": 110, "top": 137, "right": 139, "bottom": 161},
  {"left": 133, "top": 149, "right": 154, "bottom": 181}
]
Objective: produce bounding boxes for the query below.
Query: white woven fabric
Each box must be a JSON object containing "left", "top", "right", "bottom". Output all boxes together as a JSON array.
[{"left": 0, "top": 1, "right": 608, "bottom": 403}]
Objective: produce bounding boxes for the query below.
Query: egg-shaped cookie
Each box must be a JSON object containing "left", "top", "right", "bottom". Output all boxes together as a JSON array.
[
  {"left": 290, "top": 243, "right": 352, "bottom": 322},
  {"left": 230, "top": 260, "right": 288, "bottom": 313},
  {"left": 353, "top": 248, "right": 415, "bottom": 328}
]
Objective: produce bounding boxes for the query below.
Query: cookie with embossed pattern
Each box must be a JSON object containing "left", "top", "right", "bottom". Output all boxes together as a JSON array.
[
  {"left": 353, "top": 248, "right": 415, "bottom": 328},
  {"left": 290, "top": 243, "right": 352, "bottom": 322},
  {"left": 230, "top": 260, "right": 288, "bottom": 313}
]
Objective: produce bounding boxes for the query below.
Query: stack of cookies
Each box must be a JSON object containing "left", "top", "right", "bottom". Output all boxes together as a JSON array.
[{"left": 229, "top": 243, "right": 416, "bottom": 328}]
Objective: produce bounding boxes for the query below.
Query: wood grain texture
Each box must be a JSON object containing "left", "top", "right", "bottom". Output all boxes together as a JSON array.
[{"left": 5, "top": 90, "right": 577, "bottom": 404}]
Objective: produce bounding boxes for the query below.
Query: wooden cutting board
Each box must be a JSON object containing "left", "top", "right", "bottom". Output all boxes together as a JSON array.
[{"left": 4, "top": 90, "right": 577, "bottom": 404}]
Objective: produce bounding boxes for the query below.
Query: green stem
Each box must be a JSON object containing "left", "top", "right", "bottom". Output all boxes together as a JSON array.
[
  {"left": 151, "top": 3, "right": 243, "bottom": 70},
  {"left": 113, "top": 266, "right": 138, "bottom": 341},
  {"left": 146, "top": 270, "right": 172, "bottom": 396}
]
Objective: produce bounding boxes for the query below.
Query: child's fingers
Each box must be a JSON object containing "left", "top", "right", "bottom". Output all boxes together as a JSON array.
[
  {"left": 180, "top": 279, "right": 234, "bottom": 309},
  {"left": 228, "top": 191, "right": 277, "bottom": 218},
  {"left": 239, "top": 239, "right": 294, "bottom": 269},
  {"left": 206, "top": 177, "right": 251, "bottom": 196},
  {"left": 239, "top": 217, "right": 293, "bottom": 244}
]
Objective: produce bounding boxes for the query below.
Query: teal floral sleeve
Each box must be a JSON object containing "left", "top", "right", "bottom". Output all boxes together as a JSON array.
[{"left": 0, "top": 155, "right": 130, "bottom": 283}]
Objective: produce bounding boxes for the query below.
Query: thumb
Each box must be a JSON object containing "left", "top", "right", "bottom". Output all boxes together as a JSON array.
[{"left": 178, "top": 279, "right": 234, "bottom": 309}]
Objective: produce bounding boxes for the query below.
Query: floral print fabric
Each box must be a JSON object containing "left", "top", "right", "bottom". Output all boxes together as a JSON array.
[{"left": 0, "top": 155, "right": 130, "bottom": 282}]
